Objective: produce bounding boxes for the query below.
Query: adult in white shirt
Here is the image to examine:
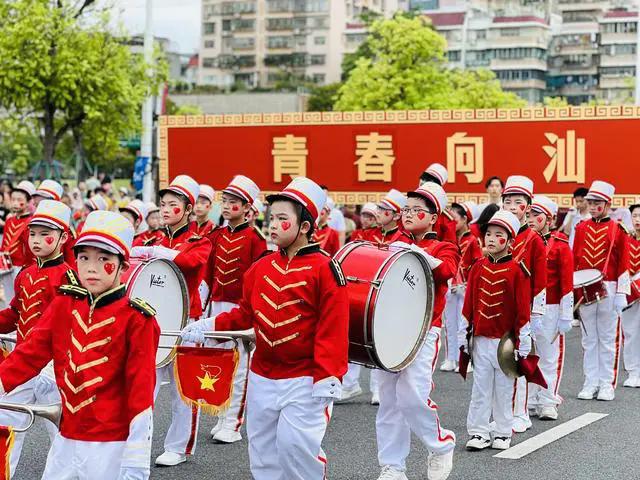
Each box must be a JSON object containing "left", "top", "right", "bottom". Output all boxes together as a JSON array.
[
  {"left": 478, "top": 176, "right": 504, "bottom": 213},
  {"left": 561, "top": 187, "right": 590, "bottom": 248}
]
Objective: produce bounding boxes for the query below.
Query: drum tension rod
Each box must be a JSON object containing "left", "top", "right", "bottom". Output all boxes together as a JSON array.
[{"left": 346, "top": 276, "right": 381, "bottom": 288}]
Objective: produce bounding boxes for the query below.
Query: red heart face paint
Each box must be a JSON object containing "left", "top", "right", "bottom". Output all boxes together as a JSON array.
[
  {"left": 597, "top": 205, "right": 603, "bottom": 213},
  {"left": 537, "top": 216, "right": 544, "bottom": 224},
  {"left": 103, "top": 263, "right": 116, "bottom": 275},
  {"left": 232, "top": 205, "right": 240, "bottom": 212},
  {"left": 519, "top": 204, "right": 526, "bottom": 212},
  {"left": 173, "top": 207, "right": 181, "bottom": 215},
  {"left": 281, "top": 221, "right": 291, "bottom": 231},
  {"left": 45, "top": 236, "right": 54, "bottom": 245},
  {"left": 499, "top": 238, "right": 506, "bottom": 245},
  {"left": 417, "top": 212, "right": 426, "bottom": 220}
]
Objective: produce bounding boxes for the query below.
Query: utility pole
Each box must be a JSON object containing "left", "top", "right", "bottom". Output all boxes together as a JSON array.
[{"left": 141, "top": 0, "right": 154, "bottom": 202}]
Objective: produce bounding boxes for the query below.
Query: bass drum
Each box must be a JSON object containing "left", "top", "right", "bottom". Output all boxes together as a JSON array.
[
  {"left": 334, "top": 241, "right": 434, "bottom": 372},
  {"left": 123, "top": 258, "right": 189, "bottom": 368}
]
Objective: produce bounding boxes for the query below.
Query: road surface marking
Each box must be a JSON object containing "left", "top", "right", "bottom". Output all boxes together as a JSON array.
[{"left": 494, "top": 412, "right": 608, "bottom": 459}]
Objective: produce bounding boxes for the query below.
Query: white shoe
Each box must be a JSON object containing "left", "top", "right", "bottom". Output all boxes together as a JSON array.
[
  {"left": 491, "top": 436, "right": 511, "bottom": 450},
  {"left": 512, "top": 415, "right": 532, "bottom": 433},
  {"left": 336, "top": 385, "right": 362, "bottom": 403},
  {"left": 466, "top": 435, "right": 491, "bottom": 451},
  {"left": 466, "top": 363, "right": 473, "bottom": 373},
  {"left": 376, "top": 465, "right": 408, "bottom": 480},
  {"left": 210, "top": 417, "right": 223, "bottom": 437},
  {"left": 440, "top": 360, "right": 457, "bottom": 372},
  {"left": 155, "top": 451, "right": 187, "bottom": 466},
  {"left": 623, "top": 375, "right": 640, "bottom": 388},
  {"left": 212, "top": 428, "right": 242, "bottom": 444},
  {"left": 427, "top": 450, "right": 453, "bottom": 480},
  {"left": 538, "top": 406, "right": 558, "bottom": 421},
  {"left": 577, "top": 386, "right": 598, "bottom": 400},
  {"left": 528, "top": 406, "right": 538, "bottom": 418},
  {"left": 571, "top": 319, "right": 580, "bottom": 327},
  {"left": 597, "top": 386, "right": 615, "bottom": 401},
  {"left": 371, "top": 392, "right": 380, "bottom": 405}
]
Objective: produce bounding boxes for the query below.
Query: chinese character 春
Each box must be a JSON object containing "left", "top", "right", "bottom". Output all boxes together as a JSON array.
[
  {"left": 446, "top": 132, "right": 483, "bottom": 183},
  {"left": 354, "top": 132, "right": 395, "bottom": 182},
  {"left": 272, "top": 135, "right": 308, "bottom": 183},
  {"left": 542, "top": 130, "right": 585, "bottom": 184}
]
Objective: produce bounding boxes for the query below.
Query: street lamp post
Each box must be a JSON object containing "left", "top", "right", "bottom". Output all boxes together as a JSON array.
[{"left": 141, "top": 0, "right": 154, "bottom": 202}]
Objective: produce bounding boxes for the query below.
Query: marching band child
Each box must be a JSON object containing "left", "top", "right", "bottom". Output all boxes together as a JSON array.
[
  {"left": 204, "top": 175, "right": 266, "bottom": 445},
  {"left": 0, "top": 200, "right": 72, "bottom": 476},
  {"left": 374, "top": 182, "right": 458, "bottom": 480},
  {"left": 0, "top": 210, "right": 160, "bottom": 480},
  {"left": 501, "top": 175, "right": 546, "bottom": 432},
  {"left": 350, "top": 202, "right": 378, "bottom": 242},
  {"left": 182, "top": 176, "right": 349, "bottom": 480},
  {"left": 131, "top": 175, "right": 213, "bottom": 466},
  {"left": 366, "top": 189, "right": 406, "bottom": 245},
  {"left": 418, "top": 163, "right": 456, "bottom": 244},
  {"left": 622, "top": 204, "right": 640, "bottom": 388},
  {"left": 75, "top": 194, "right": 108, "bottom": 234},
  {"left": 247, "top": 198, "right": 263, "bottom": 228},
  {"left": 134, "top": 202, "right": 165, "bottom": 246},
  {"left": 121, "top": 200, "right": 148, "bottom": 244},
  {"left": 441, "top": 201, "right": 483, "bottom": 372},
  {"left": 461, "top": 210, "right": 531, "bottom": 451},
  {"left": 192, "top": 184, "right": 217, "bottom": 237},
  {"left": 573, "top": 181, "right": 629, "bottom": 401},
  {"left": 313, "top": 198, "right": 340, "bottom": 256},
  {"left": 527, "top": 196, "right": 573, "bottom": 420}
]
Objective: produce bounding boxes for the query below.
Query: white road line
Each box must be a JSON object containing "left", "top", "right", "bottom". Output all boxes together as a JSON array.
[{"left": 494, "top": 412, "right": 608, "bottom": 460}]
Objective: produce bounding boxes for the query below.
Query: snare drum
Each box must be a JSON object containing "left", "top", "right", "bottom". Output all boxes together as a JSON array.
[
  {"left": 334, "top": 241, "right": 434, "bottom": 372},
  {"left": 574, "top": 269, "right": 607, "bottom": 306},
  {"left": 123, "top": 258, "right": 189, "bottom": 368}
]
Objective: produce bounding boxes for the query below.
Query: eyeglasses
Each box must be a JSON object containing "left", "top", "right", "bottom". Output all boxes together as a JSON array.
[{"left": 401, "top": 207, "right": 431, "bottom": 216}]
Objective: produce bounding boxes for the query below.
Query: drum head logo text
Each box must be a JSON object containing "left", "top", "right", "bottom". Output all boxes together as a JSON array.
[
  {"left": 403, "top": 268, "right": 417, "bottom": 290},
  {"left": 150, "top": 274, "right": 166, "bottom": 288}
]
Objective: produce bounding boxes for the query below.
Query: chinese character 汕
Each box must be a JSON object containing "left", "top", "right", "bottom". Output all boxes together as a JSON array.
[{"left": 542, "top": 130, "right": 585, "bottom": 184}]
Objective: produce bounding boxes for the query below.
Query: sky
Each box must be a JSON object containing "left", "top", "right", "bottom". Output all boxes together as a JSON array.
[{"left": 112, "top": 0, "right": 201, "bottom": 54}]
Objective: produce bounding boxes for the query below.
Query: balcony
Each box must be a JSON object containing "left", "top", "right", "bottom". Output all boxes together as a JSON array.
[
  {"left": 599, "top": 32, "right": 636, "bottom": 45},
  {"left": 490, "top": 58, "right": 547, "bottom": 71},
  {"left": 499, "top": 79, "right": 547, "bottom": 90},
  {"left": 599, "top": 75, "right": 633, "bottom": 89},
  {"left": 600, "top": 53, "right": 635, "bottom": 67}
]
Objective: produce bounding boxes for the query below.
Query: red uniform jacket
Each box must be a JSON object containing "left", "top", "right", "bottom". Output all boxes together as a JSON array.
[
  {"left": 214, "top": 243, "right": 349, "bottom": 383},
  {"left": 434, "top": 211, "right": 457, "bottom": 244},
  {"left": 132, "top": 229, "right": 165, "bottom": 247},
  {"left": 1, "top": 213, "right": 34, "bottom": 268},
  {"left": 512, "top": 225, "right": 547, "bottom": 315},
  {"left": 397, "top": 232, "right": 459, "bottom": 328},
  {"left": 190, "top": 219, "right": 217, "bottom": 238},
  {"left": 629, "top": 233, "right": 640, "bottom": 277},
  {"left": 573, "top": 218, "right": 630, "bottom": 294},
  {"left": 159, "top": 223, "right": 212, "bottom": 319},
  {"left": 350, "top": 227, "right": 375, "bottom": 242},
  {"left": 454, "top": 230, "right": 483, "bottom": 286},
  {"left": 208, "top": 222, "right": 267, "bottom": 305},
  {"left": 544, "top": 232, "right": 574, "bottom": 306},
  {"left": 313, "top": 224, "right": 340, "bottom": 256},
  {"left": 62, "top": 227, "right": 77, "bottom": 270},
  {"left": 365, "top": 225, "right": 404, "bottom": 245},
  {"left": 463, "top": 254, "right": 531, "bottom": 339},
  {"left": 0, "top": 284, "right": 160, "bottom": 442},
  {"left": 0, "top": 255, "right": 71, "bottom": 343}
]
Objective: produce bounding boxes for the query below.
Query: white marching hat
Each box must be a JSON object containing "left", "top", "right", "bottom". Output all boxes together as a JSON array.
[
  {"left": 199, "top": 184, "right": 216, "bottom": 203},
  {"left": 503, "top": 175, "right": 534, "bottom": 199},
  {"left": 160, "top": 175, "right": 200, "bottom": 206},
  {"left": 251, "top": 198, "right": 264, "bottom": 215},
  {"left": 487, "top": 210, "right": 520, "bottom": 238},
  {"left": 585, "top": 180, "right": 615, "bottom": 203},
  {"left": 146, "top": 202, "right": 159, "bottom": 215},
  {"left": 424, "top": 163, "right": 448, "bottom": 185},
  {"left": 29, "top": 200, "right": 71, "bottom": 231},
  {"left": 324, "top": 197, "right": 335, "bottom": 212},
  {"left": 35, "top": 180, "right": 64, "bottom": 201},
  {"left": 223, "top": 175, "right": 259, "bottom": 204},
  {"left": 454, "top": 201, "right": 481, "bottom": 222},
  {"left": 86, "top": 194, "right": 108, "bottom": 212},
  {"left": 14, "top": 180, "right": 36, "bottom": 199},
  {"left": 266, "top": 176, "right": 326, "bottom": 222},
  {"left": 120, "top": 199, "right": 147, "bottom": 221},
  {"left": 409, "top": 182, "right": 448, "bottom": 214},
  {"left": 75, "top": 210, "right": 135, "bottom": 259},
  {"left": 379, "top": 189, "right": 407, "bottom": 213},
  {"left": 361, "top": 202, "right": 377, "bottom": 216},
  {"left": 531, "top": 195, "right": 558, "bottom": 217}
]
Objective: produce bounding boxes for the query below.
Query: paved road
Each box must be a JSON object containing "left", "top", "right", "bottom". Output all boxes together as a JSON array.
[{"left": 15, "top": 326, "right": 640, "bottom": 479}]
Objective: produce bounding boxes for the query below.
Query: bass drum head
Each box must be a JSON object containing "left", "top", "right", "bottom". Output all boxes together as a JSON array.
[
  {"left": 126, "top": 259, "right": 188, "bottom": 367},
  {"left": 372, "top": 251, "right": 433, "bottom": 371}
]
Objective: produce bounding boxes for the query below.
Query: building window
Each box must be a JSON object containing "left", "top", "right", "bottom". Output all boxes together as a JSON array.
[
  {"left": 267, "top": 18, "right": 294, "bottom": 31},
  {"left": 475, "top": 30, "right": 486, "bottom": 40},
  {"left": 601, "top": 21, "right": 638, "bottom": 34},
  {"left": 267, "top": 0, "right": 292, "bottom": 12},
  {"left": 312, "top": 73, "right": 326, "bottom": 83},
  {"left": 204, "top": 40, "right": 215, "bottom": 49},
  {"left": 204, "top": 22, "right": 216, "bottom": 34},
  {"left": 232, "top": 37, "right": 255, "bottom": 49},
  {"left": 314, "top": 36, "right": 326, "bottom": 45},
  {"left": 202, "top": 57, "right": 217, "bottom": 68},
  {"left": 267, "top": 36, "right": 294, "bottom": 49},
  {"left": 223, "top": 20, "right": 231, "bottom": 31},
  {"left": 495, "top": 69, "right": 546, "bottom": 81},
  {"left": 310, "top": 54, "right": 325, "bottom": 65},
  {"left": 500, "top": 28, "right": 520, "bottom": 37},
  {"left": 448, "top": 50, "right": 461, "bottom": 62}
]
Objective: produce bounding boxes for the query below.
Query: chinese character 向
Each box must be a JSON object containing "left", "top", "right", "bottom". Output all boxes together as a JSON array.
[
  {"left": 446, "top": 132, "right": 484, "bottom": 183},
  {"left": 272, "top": 134, "right": 308, "bottom": 183},
  {"left": 542, "top": 130, "right": 585, "bottom": 184},
  {"left": 354, "top": 132, "right": 395, "bottom": 182}
]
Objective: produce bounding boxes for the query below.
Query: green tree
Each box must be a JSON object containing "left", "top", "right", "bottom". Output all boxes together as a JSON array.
[
  {"left": 0, "top": 117, "right": 42, "bottom": 175},
  {"left": 306, "top": 83, "right": 341, "bottom": 112}
]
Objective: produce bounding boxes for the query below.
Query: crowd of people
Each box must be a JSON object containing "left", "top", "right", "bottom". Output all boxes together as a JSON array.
[{"left": 0, "top": 166, "right": 636, "bottom": 480}]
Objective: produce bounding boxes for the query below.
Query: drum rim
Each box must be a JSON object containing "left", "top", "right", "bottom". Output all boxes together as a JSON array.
[
  {"left": 126, "top": 258, "right": 189, "bottom": 368},
  {"left": 573, "top": 269, "right": 604, "bottom": 288}
]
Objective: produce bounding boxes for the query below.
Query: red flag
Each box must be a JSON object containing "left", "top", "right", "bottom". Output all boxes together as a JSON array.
[
  {"left": 174, "top": 346, "right": 239, "bottom": 415},
  {"left": 458, "top": 348, "right": 470, "bottom": 380},
  {"left": 518, "top": 354, "right": 548, "bottom": 388},
  {"left": 0, "top": 426, "right": 14, "bottom": 480}
]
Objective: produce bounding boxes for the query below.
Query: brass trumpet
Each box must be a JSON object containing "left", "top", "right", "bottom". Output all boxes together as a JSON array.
[{"left": 0, "top": 402, "right": 61, "bottom": 432}]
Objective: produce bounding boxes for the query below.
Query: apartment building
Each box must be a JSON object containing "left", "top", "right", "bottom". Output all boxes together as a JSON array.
[{"left": 598, "top": 9, "right": 637, "bottom": 103}]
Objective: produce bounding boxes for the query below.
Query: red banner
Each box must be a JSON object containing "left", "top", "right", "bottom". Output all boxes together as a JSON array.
[
  {"left": 160, "top": 106, "right": 640, "bottom": 207},
  {"left": 173, "top": 346, "right": 239, "bottom": 415},
  {"left": 0, "top": 426, "right": 14, "bottom": 480}
]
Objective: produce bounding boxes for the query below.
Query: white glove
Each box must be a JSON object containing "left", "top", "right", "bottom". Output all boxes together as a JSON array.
[
  {"left": 614, "top": 293, "right": 627, "bottom": 315},
  {"left": 389, "top": 241, "right": 443, "bottom": 270},
  {"left": 516, "top": 334, "right": 532, "bottom": 358},
  {"left": 117, "top": 467, "right": 149, "bottom": 480},
  {"left": 458, "top": 330, "right": 469, "bottom": 353},
  {"left": 130, "top": 246, "right": 153, "bottom": 260},
  {"left": 181, "top": 317, "right": 214, "bottom": 344},
  {"left": 149, "top": 245, "right": 179, "bottom": 261},
  {"left": 530, "top": 314, "right": 543, "bottom": 338},
  {"left": 557, "top": 318, "right": 573, "bottom": 334}
]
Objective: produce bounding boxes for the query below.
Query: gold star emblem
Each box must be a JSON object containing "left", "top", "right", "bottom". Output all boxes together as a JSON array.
[{"left": 197, "top": 372, "right": 218, "bottom": 391}]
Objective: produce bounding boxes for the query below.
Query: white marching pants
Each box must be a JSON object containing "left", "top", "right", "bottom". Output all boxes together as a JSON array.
[
  {"left": 0, "top": 374, "right": 59, "bottom": 478},
  {"left": 246, "top": 373, "right": 331, "bottom": 480},
  {"left": 41, "top": 433, "right": 125, "bottom": 480},
  {"left": 528, "top": 305, "right": 565, "bottom": 408},
  {"left": 622, "top": 301, "right": 640, "bottom": 376},
  {"left": 342, "top": 363, "right": 380, "bottom": 394},
  {"left": 154, "top": 318, "right": 201, "bottom": 455},
  {"left": 210, "top": 301, "right": 251, "bottom": 433},
  {"left": 467, "top": 336, "right": 514, "bottom": 439},
  {"left": 0, "top": 268, "right": 19, "bottom": 308},
  {"left": 443, "top": 288, "right": 465, "bottom": 362},
  {"left": 376, "top": 327, "right": 455, "bottom": 471},
  {"left": 579, "top": 282, "right": 622, "bottom": 389}
]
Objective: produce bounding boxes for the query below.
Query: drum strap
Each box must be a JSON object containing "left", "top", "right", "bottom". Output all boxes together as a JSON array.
[
  {"left": 513, "top": 229, "right": 536, "bottom": 265},
  {"left": 601, "top": 221, "right": 618, "bottom": 277},
  {"left": 454, "top": 238, "right": 473, "bottom": 285}
]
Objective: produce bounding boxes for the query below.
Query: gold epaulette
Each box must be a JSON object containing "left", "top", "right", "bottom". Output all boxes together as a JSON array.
[
  {"left": 188, "top": 234, "right": 203, "bottom": 243},
  {"left": 129, "top": 297, "right": 157, "bottom": 317},
  {"left": 618, "top": 221, "right": 631, "bottom": 235},
  {"left": 329, "top": 258, "right": 347, "bottom": 287},
  {"left": 59, "top": 284, "right": 88, "bottom": 298},
  {"left": 143, "top": 237, "right": 158, "bottom": 246},
  {"left": 519, "top": 260, "right": 531, "bottom": 278},
  {"left": 65, "top": 269, "right": 80, "bottom": 287}
]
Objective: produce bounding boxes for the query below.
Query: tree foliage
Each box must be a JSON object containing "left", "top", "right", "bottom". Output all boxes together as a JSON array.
[
  {"left": 306, "top": 83, "right": 341, "bottom": 112},
  {"left": 334, "top": 15, "right": 526, "bottom": 111}
]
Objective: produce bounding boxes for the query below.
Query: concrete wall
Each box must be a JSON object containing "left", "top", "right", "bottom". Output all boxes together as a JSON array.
[{"left": 169, "top": 92, "right": 309, "bottom": 114}]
